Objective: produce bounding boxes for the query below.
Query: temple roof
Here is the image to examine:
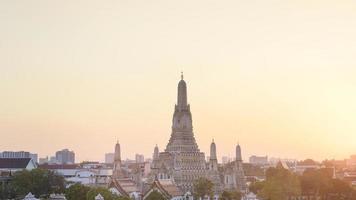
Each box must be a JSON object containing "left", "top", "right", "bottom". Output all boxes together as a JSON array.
[{"left": 0, "top": 158, "right": 33, "bottom": 169}]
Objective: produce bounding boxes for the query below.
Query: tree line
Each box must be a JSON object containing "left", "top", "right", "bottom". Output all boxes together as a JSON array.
[
  {"left": 3, "top": 167, "right": 354, "bottom": 200},
  {"left": 0, "top": 168, "right": 129, "bottom": 200},
  {"left": 249, "top": 167, "right": 356, "bottom": 200}
]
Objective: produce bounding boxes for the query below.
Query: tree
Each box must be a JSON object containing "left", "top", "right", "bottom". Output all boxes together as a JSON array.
[
  {"left": 145, "top": 190, "right": 166, "bottom": 200},
  {"left": 329, "top": 179, "right": 353, "bottom": 200},
  {"left": 299, "top": 159, "right": 318, "bottom": 165},
  {"left": 220, "top": 190, "right": 232, "bottom": 200},
  {"left": 249, "top": 181, "right": 265, "bottom": 195},
  {"left": 193, "top": 177, "right": 214, "bottom": 199},
  {"left": 0, "top": 181, "right": 16, "bottom": 199},
  {"left": 260, "top": 167, "right": 301, "bottom": 200},
  {"left": 220, "top": 190, "right": 242, "bottom": 200},
  {"left": 10, "top": 168, "right": 65, "bottom": 198},
  {"left": 86, "top": 187, "right": 130, "bottom": 200},
  {"left": 300, "top": 168, "right": 332, "bottom": 199},
  {"left": 65, "top": 183, "right": 91, "bottom": 200}
]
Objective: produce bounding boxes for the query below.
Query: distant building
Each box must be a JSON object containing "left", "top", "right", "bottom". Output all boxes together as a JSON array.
[
  {"left": 39, "top": 157, "right": 49, "bottom": 165},
  {"left": 347, "top": 155, "right": 356, "bottom": 170},
  {"left": 249, "top": 155, "right": 268, "bottom": 166},
  {"left": 49, "top": 156, "right": 58, "bottom": 164},
  {"left": 1, "top": 151, "right": 29, "bottom": 158},
  {"left": 294, "top": 159, "right": 320, "bottom": 174},
  {"left": 55, "top": 149, "right": 75, "bottom": 164},
  {"left": 135, "top": 154, "right": 144, "bottom": 163},
  {"left": 40, "top": 163, "right": 112, "bottom": 186},
  {"left": 105, "top": 153, "right": 115, "bottom": 164},
  {"left": 243, "top": 192, "right": 259, "bottom": 200},
  {"left": 0, "top": 151, "right": 38, "bottom": 163},
  {"left": 222, "top": 156, "right": 231, "bottom": 165}
]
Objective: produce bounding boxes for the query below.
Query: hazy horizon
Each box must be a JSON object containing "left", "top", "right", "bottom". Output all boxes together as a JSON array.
[{"left": 1, "top": 0, "right": 356, "bottom": 163}]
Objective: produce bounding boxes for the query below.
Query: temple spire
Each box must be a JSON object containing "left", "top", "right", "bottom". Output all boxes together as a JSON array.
[
  {"left": 177, "top": 73, "right": 187, "bottom": 109},
  {"left": 236, "top": 143, "right": 242, "bottom": 161},
  {"left": 181, "top": 71, "right": 184, "bottom": 80},
  {"left": 114, "top": 141, "right": 121, "bottom": 162},
  {"left": 210, "top": 139, "right": 217, "bottom": 160}
]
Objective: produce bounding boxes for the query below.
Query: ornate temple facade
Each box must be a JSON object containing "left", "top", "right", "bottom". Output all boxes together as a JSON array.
[
  {"left": 109, "top": 74, "right": 246, "bottom": 199},
  {"left": 150, "top": 74, "right": 247, "bottom": 195}
]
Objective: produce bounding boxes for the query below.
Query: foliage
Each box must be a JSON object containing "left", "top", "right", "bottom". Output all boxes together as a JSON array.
[
  {"left": 300, "top": 168, "right": 332, "bottom": 197},
  {"left": 145, "top": 190, "right": 167, "bottom": 200},
  {"left": 10, "top": 168, "right": 65, "bottom": 198},
  {"left": 329, "top": 179, "right": 353, "bottom": 198},
  {"left": 193, "top": 177, "right": 214, "bottom": 199},
  {"left": 220, "top": 190, "right": 242, "bottom": 200},
  {"left": 86, "top": 187, "right": 129, "bottom": 200},
  {"left": 249, "top": 181, "right": 265, "bottom": 194},
  {"left": 254, "top": 167, "right": 355, "bottom": 200},
  {"left": 298, "top": 159, "right": 318, "bottom": 165},
  {"left": 0, "top": 181, "right": 16, "bottom": 199},
  {"left": 260, "top": 167, "right": 301, "bottom": 200},
  {"left": 65, "top": 183, "right": 91, "bottom": 200},
  {"left": 243, "top": 163, "right": 265, "bottom": 177}
]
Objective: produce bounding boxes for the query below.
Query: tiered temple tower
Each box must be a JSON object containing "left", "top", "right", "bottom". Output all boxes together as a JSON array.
[
  {"left": 209, "top": 139, "right": 222, "bottom": 193},
  {"left": 235, "top": 143, "right": 246, "bottom": 191},
  {"left": 152, "top": 73, "right": 206, "bottom": 192},
  {"left": 113, "top": 141, "right": 123, "bottom": 178},
  {"left": 151, "top": 74, "right": 246, "bottom": 194}
]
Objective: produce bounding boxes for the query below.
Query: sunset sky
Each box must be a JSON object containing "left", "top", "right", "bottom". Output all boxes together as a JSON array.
[{"left": 1, "top": 0, "right": 356, "bottom": 162}]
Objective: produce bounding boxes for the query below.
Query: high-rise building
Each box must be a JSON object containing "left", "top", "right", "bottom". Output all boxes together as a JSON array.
[
  {"left": 105, "top": 153, "right": 115, "bottom": 164},
  {"left": 0, "top": 151, "right": 38, "bottom": 163},
  {"left": 249, "top": 155, "right": 268, "bottom": 166},
  {"left": 49, "top": 156, "right": 58, "bottom": 164},
  {"left": 135, "top": 154, "right": 144, "bottom": 163},
  {"left": 55, "top": 149, "right": 75, "bottom": 164},
  {"left": 222, "top": 156, "right": 231, "bottom": 165},
  {"left": 347, "top": 155, "right": 356, "bottom": 170},
  {"left": 39, "top": 156, "right": 49, "bottom": 165}
]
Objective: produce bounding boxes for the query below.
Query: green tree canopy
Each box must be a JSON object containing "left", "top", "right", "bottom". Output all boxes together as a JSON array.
[
  {"left": 249, "top": 181, "right": 265, "bottom": 195},
  {"left": 10, "top": 168, "right": 65, "bottom": 198},
  {"left": 298, "top": 159, "right": 318, "bottom": 165},
  {"left": 220, "top": 190, "right": 242, "bottom": 200},
  {"left": 260, "top": 167, "right": 301, "bottom": 200},
  {"left": 300, "top": 168, "right": 332, "bottom": 197},
  {"left": 65, "top": 183, "right": 91, "bottom": 200},
  {"left": 193, "top": 177, "right": 214, "bottom": 199}
]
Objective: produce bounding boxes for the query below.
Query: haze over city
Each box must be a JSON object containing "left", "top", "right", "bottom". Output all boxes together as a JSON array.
[{"left": 1, "top": 0, "right": 356, "bottom": 162}]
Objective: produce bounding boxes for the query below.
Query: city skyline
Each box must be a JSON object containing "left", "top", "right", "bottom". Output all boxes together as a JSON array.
[{"left": 1, "top": 1, "right": 356, "bottom": 162}]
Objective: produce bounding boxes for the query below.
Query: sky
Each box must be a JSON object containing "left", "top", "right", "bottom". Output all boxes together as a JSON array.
[{"left": 1, "top": 0, "right": 356, "bottom": 162}]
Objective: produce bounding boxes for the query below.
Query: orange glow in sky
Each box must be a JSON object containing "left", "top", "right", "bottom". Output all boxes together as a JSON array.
[{"left": 1, "top": 0, "right": 356, "bottom": 162}]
